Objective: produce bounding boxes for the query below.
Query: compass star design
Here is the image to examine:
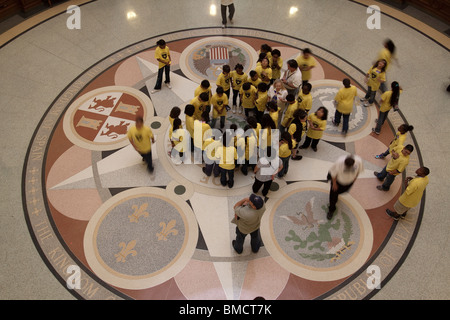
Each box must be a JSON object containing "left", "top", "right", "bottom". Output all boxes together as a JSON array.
[{"left": 22, "top": 28, "right": 425, "bottom": 300}]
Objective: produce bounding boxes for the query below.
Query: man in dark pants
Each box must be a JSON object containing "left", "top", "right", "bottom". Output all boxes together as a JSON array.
[
  {"left": 221, "top": 0, "right": 235, "bottom": 28},
  {"left": 327, "top": 155, "right": 363, "bottom": 220},
  {"left": 231, "top": 194, "right": 265, "bottom": 254}
]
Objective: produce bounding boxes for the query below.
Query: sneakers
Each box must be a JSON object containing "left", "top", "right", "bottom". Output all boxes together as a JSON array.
[
  {"left": 232, "top": 105, "right": 237, "bottom": 113},
  {"left": 238, "top": 105, "right": 243, "bottom": 114},
  {"left": 165, "top": 82, "right": 172, "bottom": 89},
  {"left": 151, "top": 89, "right": 160, "bottom": 94},
  {"left": 386, "top": 209, "right": 400, "bottom": 220},
  {"left": 372, "top": 128, "right": 380, "bottom": 135},
  {"left": 374, "top": 171, "right": 384, "bottom": 181}
]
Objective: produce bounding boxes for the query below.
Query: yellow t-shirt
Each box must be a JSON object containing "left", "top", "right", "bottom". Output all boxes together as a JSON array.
[
  {"left": 155, "top": 46, "right": 171, "bottom": 69},
  {"left": 230, "top": 71, "right": 248, "bottom": 91},
  {"left": 211, "top": 93, "right": 229, "bottom": 118},
  {"left": 367, "top": 67, "right": 386, "bottom": 91},
  {"left": 185, "top": 115, "right": 195, "bottom": 139},
  {"left": 281, "top": 101, "right": 299, "bottom": 127},
  {"left": 380, "top": 89, "right": 402, "bottom": 113},
  {"left": 378, "top": 48, "right": 393, "bottom": 71},
  {"left": 168, "top": 116, "right": 175, "bottom": 139},
  {"left": 194, "top": 85, "right": 212, "bottom": 103},
  {"left": 306, "top": 113, "right": 327, "bottom": 140},
  {"left": 259, "top": 128, "right": 272, "bottom": 151},
  {"left": 255, "top": 65, "right": 272, "bottom": 84},
  {"left": 269, "top": 110, "right": 279, "bottom": 128},
  {"left": 203, "top": 139, "right": 221, "bottom": 162},
  {"left": 249, "top": 77, "right": 262, "bottom": 89},
  {"left": 240, "top": 86, "right": 257, "bottom": 109},
  {"left": 399, "top": 176, "right": 429, "bottom": 208},
  {"left": 216, "top": 72, "right": 231, "bottom": 91},
  {"left": 335, "top": 86, "right": 357, "bottom": 114},
  {"left": 288, "top": 121, "right": 306, "bottom": 143},
  {"left": 388, "top": 131, "right": 406, "bottom": 153},
  {"left": 386, "top": 145, "right": 410, "bottom": 174},
  {"left": 297, "top": 92, "right": 312, "bottom": 112},
  {"left": 171, "top": 128, "right": 186, "bottom": 152},
  {"left": 279, "top": 141, "right": 292, "bottom": 158},
  {"left": 296, "top": 55, "right": 317, "bottom": 81},
  {"left": 190, "top": 97, "right": 209, "bottom": 121},
  {"left": 127, "top": 125, "right": 154, "bottom": 154},
  {"left": 255, "top": 91, "right": 269, "bottom": 112},
  {"left": 216, "top": 146, "right": 237, "bottom": 170},
  {"left": 193, "top": 120, "right": 211, "bottom": 150},
  {"left": 271, "top": 57, "right": 283, "bottom": 80},
  {"left": 236, "top": 135, "right": 257, "bottom": 161}
]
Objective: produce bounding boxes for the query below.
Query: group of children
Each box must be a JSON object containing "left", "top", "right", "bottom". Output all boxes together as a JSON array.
[
  {"left": 164, "top": 44, "right": 335, "bottom": 195},
  {"left": 137, "top": 39, "right": 423, "bottom": 205}
]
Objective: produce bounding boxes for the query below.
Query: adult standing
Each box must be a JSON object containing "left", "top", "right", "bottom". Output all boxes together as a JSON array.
[
  {"left": 386, "top": 167, "right": 430, "bottom": 220},
  {"left": 127, "top": 116, "right": 155, "bottom": 173},
  {"left": 333, "top": 78, "right": 357, "bottom": 135},
  {"left": 231, "top": 194, "right": 266, "bottom": 254},
  {"left": 281, "top": 59, "right": 302, "bottom": 98},
  {"left": 221, "top": 0, "right": 235, "bottom": 28},
  {"left": 327, "top": 155, "right": 364, "bottom": 220}
]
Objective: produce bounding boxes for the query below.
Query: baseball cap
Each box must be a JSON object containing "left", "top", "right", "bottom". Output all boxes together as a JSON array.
[{"left": 249, "top": 194, "right": 264, "bottom": 210}]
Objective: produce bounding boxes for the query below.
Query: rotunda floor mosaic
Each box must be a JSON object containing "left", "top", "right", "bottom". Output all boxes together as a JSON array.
[{"left": 22, "top": 27, "right": 425, "bottom": 300}]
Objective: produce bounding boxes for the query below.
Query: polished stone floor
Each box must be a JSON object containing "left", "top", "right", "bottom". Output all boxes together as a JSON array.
[{"left": 0, "top": 0, "right": 449, "bottom": 300}]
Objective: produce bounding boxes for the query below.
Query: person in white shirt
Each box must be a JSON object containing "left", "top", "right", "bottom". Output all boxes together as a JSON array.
[
  {"left": 268, "top": 79, "right": 288, "bottom": 123},
  {"left": 281, "top": 59, "right": 302, "bottom": 98},
  {"left": 327, "top": 155, "right": 363, "bottom": 220}
]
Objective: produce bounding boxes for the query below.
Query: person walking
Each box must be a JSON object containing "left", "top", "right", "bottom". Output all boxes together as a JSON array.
[
  {"left": 127, "top": 116, "right": 155, "bottom": 173},
  {"left": 221, "top": 0, "right": 235, "bottom": 28},
  {"left": 385, "top": 167, "right": 430, "bottom": 220},
  {"left": 253, "top": 155, "right": 283, "bottom": 199},
  {"left": 231, "top": 194, "right": 266, "bottom": 254},
  {"left": 327, "top": 155, "right": 364, "bottom": 220},
  {"left": 374, "top": 144, "right": 413, "bottom": 191}
]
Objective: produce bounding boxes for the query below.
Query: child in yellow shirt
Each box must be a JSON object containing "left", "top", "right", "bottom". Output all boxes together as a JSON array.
[
  {"left": 300, "top": 106, "right": 328, "bottom": 152},
  {"left": 277, "top": 131, "right": 294, "bottom": 178},
  {"left": 361, "top": 59, "right": 386, "bottom": 107},
  {"left": 270, "top": 49, "right": 283, "bottom": 82},
  {"left": 240, "top": 82, "right": 257, "bottom": 118},
  {"left": 216, "top": 64, "right": 231, "bottom": 99},
  {"left": 211, "top": 86, "right": 229, "bottom": 129},
  {"left": 152, "top": 39, "right": 171, "bottom": 93},
  {"left": 230, "top": 64, "right": 248, "bottom": 114},
  {"left": 254, "top": 82, "right": 269, "bottom": 123}
]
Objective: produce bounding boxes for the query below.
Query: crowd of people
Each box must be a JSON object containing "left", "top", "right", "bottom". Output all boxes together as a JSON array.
[{"left": 126, "top": 37, "right": 430, "bottom": 253}]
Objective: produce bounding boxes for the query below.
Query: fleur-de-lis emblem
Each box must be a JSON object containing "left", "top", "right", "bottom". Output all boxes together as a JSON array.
[
  {"left": 156, "top": 219, "right": 178, "bottom": 241},
  {"left": 115, "top": 240, "right": 137, "bottom": 262},
  {"left": 128, "top": 203, "right": 149, "bottom": 223}
]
